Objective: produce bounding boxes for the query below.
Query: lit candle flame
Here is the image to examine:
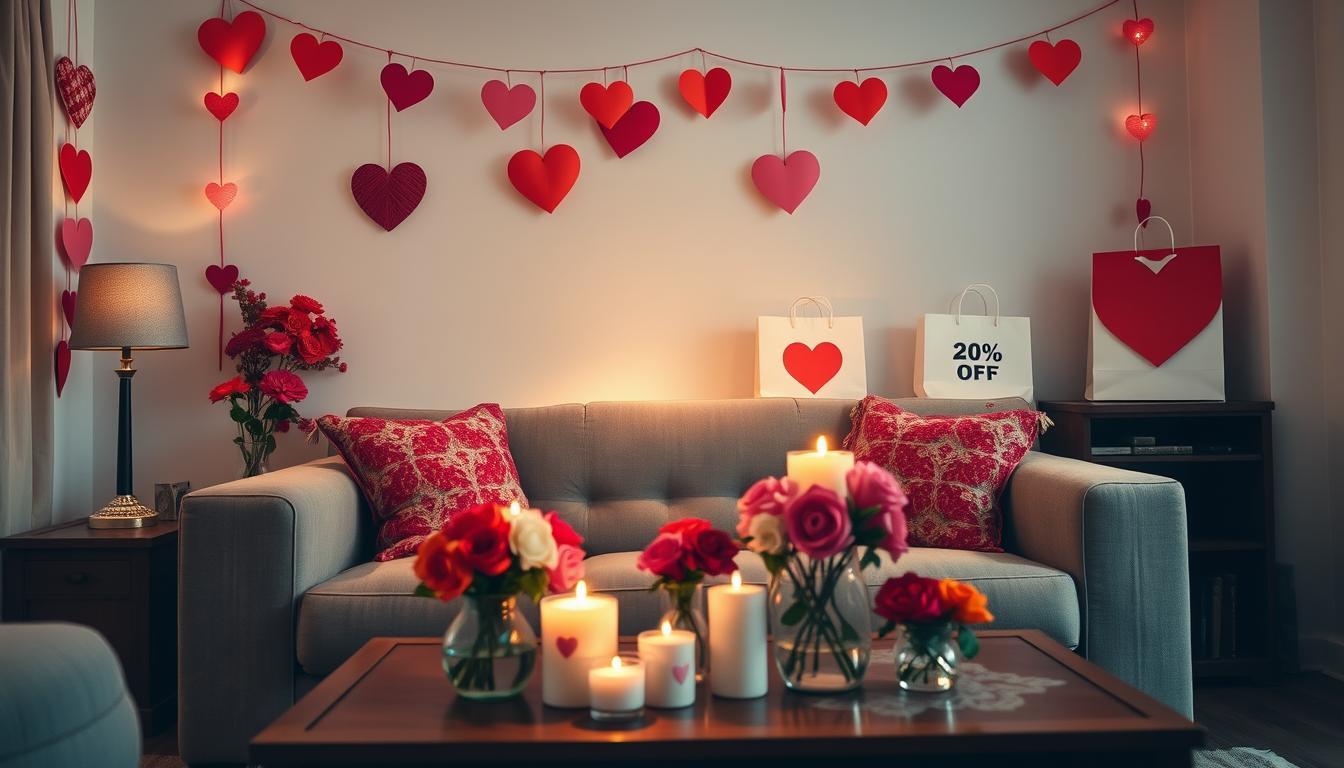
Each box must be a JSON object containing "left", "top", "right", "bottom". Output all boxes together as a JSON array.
[
  {"left": 611, "top": 655, "right": 622, "bottom": 669},
  {"left": 816, "top": 435, "right": 828, "bottom": 456},
  {"left": 661, "top": 621, "right": 672, "bottom": 636},
  {"left": 509, "top": 500, "right": 521, "bottom": 517},
  {"left": 576, "top": 580, "right": 587, "bottom": 601},
  {"left": 731, "top": 570, "right": 742, "bottom": 589}
]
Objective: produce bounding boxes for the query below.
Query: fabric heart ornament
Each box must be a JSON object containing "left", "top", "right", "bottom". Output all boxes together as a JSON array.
[
  {"left": 59, "top": 218, "right": 92, "bottom": 272},
  {"left": 203, "top": 91, "right": 239, "bottom": 121},
  {"left": 61, "top": 290, "right": 77, "bottom": 327},
  {"left": 381, "top": 63, "right": 434, "bottom": 111},
  {"left": 751, "top": 150, "right": 821, "bottom": 215},
  {"left": 931, "top": 64, "right": 980, "bottom": 108},
  {"left": 290, "top": 33, "right": 342, "bottom": 81},
  {"left": 55, "top": 341, "right": 71, "bottom": 397},
  {"left": 555, "top": 636, "right": 578, "bottom": 659},
  {"left": 599, "top": 101, "right": 659, "bottom": 158},
  {"left": 197, "top": 11, "right": 266, "bottom": 74},
  {"left": 832, "top": 77, "right": 888, "bottom": 125},
  {"left": 1125, "top": 113, "right": 1157, "bottom": 141},
  {"left": 1028, "top": 39, "right": 1082, "bottom": 86},
  {"left": 783, "top": 342, "right": 843, "bottom": 394},
  {"left": 54, "top": 57, "right": 95, "bottom": 128},
  {"left": 1093, "top": 246, "right": 1221, "bottom": 367},
  {"left": 579, "top": 81, "right": 633, "bottom": 129},
  {"left": 205, "top": 264, "right": 239, "bottom": 295},
  {"left": 678, "top": 67, "right": 731, "bottom": 118},
  {"left": 507, "top": 145, "right": 580, "bottom": 213},
  {"left": 1124, "top": 18, "right": 1155, "bottom": 45},
  {"left": 350, "top": 162, "right": 428, "bottom": 231},
  {"left": 205, "top": 182, "right": 238, "bottom": 211},
  {"left": 58, "top": 143, "right": 92, "bottom": 203},
  {"left": 480, "top": 80, "right": 536, "bottom": 130},
  {"left": 1137, "top": 198, "right": 1152, "bottom": 226}
]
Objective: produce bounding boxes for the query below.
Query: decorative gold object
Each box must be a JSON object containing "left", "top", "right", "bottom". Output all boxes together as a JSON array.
[{"left": 89, "top": 495, "right": 158, "bottom": 529}]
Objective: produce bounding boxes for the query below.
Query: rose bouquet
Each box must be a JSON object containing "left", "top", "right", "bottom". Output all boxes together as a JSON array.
[
  {"left": 874, "top": 572, "right": 993, "bottom": 691},
  {"left": 636, "top": 518, "right": 739, "bottom": 678}
]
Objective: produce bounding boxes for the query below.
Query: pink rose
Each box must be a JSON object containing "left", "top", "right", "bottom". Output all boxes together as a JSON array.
[
  {"left": 637, "top": 533, "right": 688, "bottom": 580},
  {"left": 847, "top": 461, "right": 910, "bottom": 558},
  {"left": 735, "top": 476, "right": 798, "bottom": 538},
  {"left": 784, "top": 485, "right": 853, "bottom": 559},
  {"left": 547, "top": 544, "right": 584, "bottom": 593},
  {"left": 262, "top": 331, "right": 292, "bottom": 355}
]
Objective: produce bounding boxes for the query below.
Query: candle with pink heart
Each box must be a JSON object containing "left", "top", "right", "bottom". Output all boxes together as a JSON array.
[
  {"left": 540, "top": 580, "right": 618, "bottom": 708},
  {"left": 637, "top": 621, "right": 696, "bottom": 709}
]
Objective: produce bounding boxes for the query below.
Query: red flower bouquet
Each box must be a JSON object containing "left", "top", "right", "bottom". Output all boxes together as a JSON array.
[{"left": 637, "top": 518, "right": 737, "bottom": 675}]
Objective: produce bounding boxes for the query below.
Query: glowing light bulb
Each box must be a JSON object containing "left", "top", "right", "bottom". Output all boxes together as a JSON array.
[
  {"left": 816, "top": 435, "right": 828, "bottom": 456},
  {"left": 731, "top": 571, "right": 743, "bottom": 590},
  {"left": 661, "top": 621, "right": 672, "bottom": 636},
  {"left": 576, "top": 580, "right": 588, "bottom": 601}
]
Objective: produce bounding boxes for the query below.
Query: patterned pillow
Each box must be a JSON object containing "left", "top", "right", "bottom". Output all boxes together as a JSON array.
[
  {"left": 841, "top": 396, "right": 1039, "bottom": 552},
  {"left": 317, "top": 404, "right": 528, "bottom": 561}
]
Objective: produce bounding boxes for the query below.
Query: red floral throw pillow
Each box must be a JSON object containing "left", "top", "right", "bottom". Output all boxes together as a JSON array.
[
  {"left": 841, "top": 396, "right": 1039, "bottom": 552},
  {"left": 317, "top": 403, "right": 528, "bottom": 561}
]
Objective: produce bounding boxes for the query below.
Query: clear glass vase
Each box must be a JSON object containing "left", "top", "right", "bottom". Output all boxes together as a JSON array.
[
  {"left": 659, "top": 584, "right": 708, "bottom": 682},
  {"left": 768, "top": 550, "right": 871, "bottom": 693},
  {"left": 441, "top": 593, "right": 538, "bottom": 700},
  {"left": 894, "top": 622, "right": 959, "bottom": 692},
  {"left": 237, "top": 435, "right": 271, "bottom": 478}
]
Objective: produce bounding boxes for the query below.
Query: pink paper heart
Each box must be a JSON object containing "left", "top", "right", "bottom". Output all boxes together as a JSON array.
[
  {"left": 55, "top": 340, "right": 71, "bottom": 397},
  {"left": 59, "top": 217, "right": 92, "bottom": 271},
  {"left": 205, "top": 264, "right": 239, "bottom": 295},
  {"left": 751, "top": 150, "right": 821, "bottom": 215},
  {"left": 931, "top": 64, "right": 980, "bottom": 108},
  {"left": 205, "top": 182, "right": 238, "bottom": 211},
  {"left": 380, "top": 64, "right": 434, "bottom": 112},
  {"left": 480, "top": 80, "right": 535, "bottom": 130},
  {"left": 61, "top": 290, "right": 77, "bottom": 327},
  {"left": 672, "top": 663, "right": 690, "bottom": 685},
  {"left": 555, "top": 636, "right": 578, "bottom": 659},
  {"left": 598, "top": 101, "right": 660, "bottom": 158}
]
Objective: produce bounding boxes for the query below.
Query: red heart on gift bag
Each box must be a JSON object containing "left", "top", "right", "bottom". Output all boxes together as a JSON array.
[
  {"left": 54, "top": 57, "right": 95, "bottom": 128},
  {"left": 197, "top": 11, "right": 266, "bottom": 74},
  {"left": 203, "top": 91, "right": 239, "bottom": 121},
  {"left": 205, "top": 182, "right": 238, "bottom": 211},
  {"left": 599, "top": 101, "right": 659, "bottom": 158},
  {"left": 55, "top": 340, "right": 71, "bottom": 397},
  {"left": 381, "top": 64, "right": 434, "bottom": 111},
  {"left": 61, "top": 290, "right": 77, "bottom": 327},
  {"left": 751, "top": 151, "right": 821, "bottom": 214},
  {"left": 290, "top": 33, "right": 342, "bottom": 81},
  {"left": 580, "top": 81, "right": 633, "bottom": 129},
  {"left": 783, "top": 342, "right": 843, "bottom": 394},
  {"left": 1028, "top": 39, "right": 1082, "bottom": 86},
  {"left": 507, "top": 145, "right": 580, "bottom": 213},
  {"left": 555, "top": 636, "right": 578, "bottom": 659},
  {"left": 833, "top": 78, "right": 888, "bottom": 125},
  {"left": 59, "top": 143, "right": 92, "bottom": 203},
  {"left": 678, "top": 67, "right": 731, "bottom": 118},
  {"left": 205, "top": 264, "right": 239, "bottom": 295},
  {"left": 1124, "top": 18, "right": 1155, "bottom": 45},
  {"left": 480, "top": 80, "right": 535, "bottom": 130},
  {"left": 1125, "top": 113, "right": 1157, "bottom": 141},
  {"left": 59, "top": 218, "right": 92, "bottom": 272},
  {"left": 350, "top": 162, "right": 427, "bottom": 231},
  {"left": 1093, "top": 245, "right": 1222, "bottom": 367},
  {"left": 932, "top": 64, "right": 980, "bottom": 108}
]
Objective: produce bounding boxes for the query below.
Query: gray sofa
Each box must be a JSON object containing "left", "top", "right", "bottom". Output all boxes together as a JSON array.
[{"left": 178, "top": 397, "right": 1192, "bottom": 765}]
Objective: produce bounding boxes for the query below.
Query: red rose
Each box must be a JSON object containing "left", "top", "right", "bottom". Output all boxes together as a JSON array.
[
  {"left": 689, "top": 528, "right": 738, "bottom": 576},
  {"left": 874, "top": 572, "right": 946, "bottom": 624},
  {"left": 257, "top": 305, "right": 289, "bottom": 327},
  {"left": 262, "top": 331, "right": 292, "bottom": 354},
  {"left": 661, "top": 517, "right": 711, "bottom": 537},
  {"left": 637, "top": 533, "right": 688, "bottom": 580},
  {"left": 545, "top": 511, "right": 584, "bottom": 549},
  {"left": 259, "top": 369, "right": 309, "bottom": 404},
  {"left": 224, "top": 328, "right": 265, "bottom": 357},
  {"left": 442, "top": 503, "right": 512, "bottom": 576},
  {"left": 294, "top": 331, "right": 326, "bottom": 365},
  {"left": 208, "top": 376, "right": 250, "bottom": 403},
  {"left": 290, "top": 294, "right": 325, "bottom": 314},
  {"left": 285, "top": 310, "right": 311, "bottom": 336},
  {"left": 311, "top": 315, "right": 341, "bottom": 355},
  {"left": 413, "top": 532, "right": 472, "bottom": 601}
]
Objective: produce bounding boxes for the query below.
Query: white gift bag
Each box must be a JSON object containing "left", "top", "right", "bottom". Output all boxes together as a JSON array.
[
  {"left": 914, "top": 284, "right": 1035, "bottom": 402},
  {"left": 756, "top": 297, "right": 867, "bottom": 399}
]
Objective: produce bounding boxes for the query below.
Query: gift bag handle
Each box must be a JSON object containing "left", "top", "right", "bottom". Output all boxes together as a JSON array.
[
  {"left": 789, "top": 296, "right": 835, "bottom": 329},
  {"left": 951, "top": 284, "right": 1000, "bottom": 327},
  {"left": 1134, "top": 216, "right": 1177, "bottom": 256}
]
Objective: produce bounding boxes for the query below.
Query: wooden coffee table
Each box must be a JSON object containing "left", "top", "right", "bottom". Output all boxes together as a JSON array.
[{"left": 250, "top": 630, "right": 1202, "bottom": 767}]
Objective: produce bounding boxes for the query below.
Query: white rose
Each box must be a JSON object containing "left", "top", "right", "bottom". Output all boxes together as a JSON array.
[
  {"left": 509, "top": 509, "right": 559, "bottom": 570},
  {"left": 747, "top": 512, "right": 786, "bottom": 555}
]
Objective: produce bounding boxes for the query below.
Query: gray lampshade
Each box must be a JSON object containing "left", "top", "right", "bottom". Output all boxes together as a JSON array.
[{"left": 69, "top": 263, "right": 189, "bottom": 351}]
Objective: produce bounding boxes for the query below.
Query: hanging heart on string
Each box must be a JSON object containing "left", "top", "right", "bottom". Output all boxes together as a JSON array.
[
  {"left": 61, "top": 290, "right": 77, "bottom": 327},
  {"left": 197, "top": 11, "right": 267, "bottom": 74},
  {"left": 507, "top": 145, "right": 581, "bottom": 213},
  {"left": 751, "top": 150, "right": 821, "bottom": 215},
  {"left": 832, "top": 77, "right": 888, "bottom": 125},
  {"left": 678, "top": 67, "right": 731, "bottom": 118},
  {"left": 381, "top": 64, "right": 434, "bottom": 111},
  {"left": 350, "top": 162, "right": 427, "bottom": 231},
  {"left": 1137, "top": 198, "right": 1152, "bottom": 226},
  {"left": 579, "top": 81, "right": 633, "bottom": 129},
  {"left": 931, "top": 64, "right": 980, "bottom": 107},
  {"left": 205, "top": 182, "right": 238, "bottom": 211},
  {"left": 1125, "top": 113, "right": 1157, "bottom": 141},
  {"left": 1028, "top": 40, "right": 1082, "bottom": 86},
  {"left": 59, "top": 143, "right": 92, "bottom": 203},
  {"left": 54, "top": 57, "right": 95, "bottom": 128},
  {"left": 55, "top": 341, "right": 71, "bottom": 397},
  {"left": 1123, "top": 18, "right": 1154, "bottom": 45},
  {"left": 599, "top": 101, "right": 660, "bottom": 158},
  {"left": 203, "top": 91, "right": 239, "bottom": 121},
  {"left": 59, "top": 218, "right": 92, "bottom": 272},
  {"left": 290, "top": 33, "right": 343, "bottom": 81},
  {"left": 480, "top": 80, "right": 536, "bottom": 130},
  {"left": 205, "top": 264, "right": 240, "bottom": 294}
]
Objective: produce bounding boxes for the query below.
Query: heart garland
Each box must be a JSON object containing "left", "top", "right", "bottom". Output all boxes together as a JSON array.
[
  {"left": 1137, "top": 198, "right": 1152, "bottom": 226},
  {"left": 678, "top": 67, "right": 731, "bottom": 118},
  {"left": 1125, "top": 113, "right": 1156, "bottom": 141},
  {"left": 350, "top": 162, "right": 428, "bottom": 231},
  {"left": 751, "top": 151, "right": 821, "bottom": 215},
  {"left": 598, "top": 101, "right": 660, "bottom": 158},
  {"left": 508, "top": 145, "right": 581, "bottom": 213},
  {"left": 54, "top": 57, "right": 95, "bottom": 128},
  {"left": 580, "top": 81, "right": 633, "bottom": 129},
  {"left": 1123, "top": 18, "right": 1154, "bottom": 46},
  {"left": 381, "top": 63, "right": 434, "bottom": 111},
  {"left": 59, "top": 218, "right": 92, "bottom": 272},
  {"left": 832, "top": 77, "right": 888, "bottom": 125},
  {"left": 55, "top": 341, "right": 71, "bottom": 397},
  {"left": 931, "top": 64, "right": 980, "bottom": 108},
  {"left": 61, "top": 290, "right": 78, "bottom": 327},
  {"left": 1028, "top": 40, "right": 1082, "bottom": 86},
  {"left": 205, "top": 182, "right": 238, "bottom": 211},
  {"left": 205, "top": 264, "right": 240, "bottom": 294},
  {"left": 203, "top": 91, "right": 239, "bottom": 121},
  {"left": 197, "top": 11, "right": 266, "bottom": 75},
  {"left": 480, "top": 80, "right": 536, "bottom": 130},
  {"left": 290, "top": 33, "right": 343, "bottom": 81},
  {"left": 59, "top": 143, "right": 92, "bottom": 203}
]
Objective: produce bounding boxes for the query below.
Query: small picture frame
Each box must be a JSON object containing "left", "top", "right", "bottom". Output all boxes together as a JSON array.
[{"left": 154, "top": 481, "right": 191, "bottom": 521}]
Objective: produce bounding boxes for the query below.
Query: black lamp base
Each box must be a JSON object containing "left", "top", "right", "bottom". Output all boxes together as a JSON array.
[{"left": 88, "top": 495, "right": 158, "bottom": 529}]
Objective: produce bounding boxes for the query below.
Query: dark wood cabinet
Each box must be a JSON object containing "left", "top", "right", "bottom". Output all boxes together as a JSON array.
[
  {"left": 1038, "top": 401, "right": 1275, "bottom": 682},
  {"left": 1, "top": 520, "right": 178, "bottom": 735}
]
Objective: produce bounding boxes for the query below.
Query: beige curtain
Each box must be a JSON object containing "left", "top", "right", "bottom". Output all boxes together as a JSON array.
[{"left": 0, "top": 0, "right": 55, "bottom": 536}]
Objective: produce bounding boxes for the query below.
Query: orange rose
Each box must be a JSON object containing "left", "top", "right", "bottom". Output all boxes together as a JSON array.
[
  {"left": 937, "top": 579, "right": 994, "bottom": 625},
  {"left": 414, "top": 532, "right": 472, "bottom": 601}
]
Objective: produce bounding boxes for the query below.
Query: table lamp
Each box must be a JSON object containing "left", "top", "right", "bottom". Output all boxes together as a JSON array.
[{"left": 70, "top": 263, "right": 189, "bottom": 528}]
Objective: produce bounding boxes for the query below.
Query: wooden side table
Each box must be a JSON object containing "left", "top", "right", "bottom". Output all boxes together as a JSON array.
[{"left": 1, "top": 519, "right": 178, "bottom": 735}]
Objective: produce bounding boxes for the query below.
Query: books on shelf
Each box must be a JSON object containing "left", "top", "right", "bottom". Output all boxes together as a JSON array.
[
  {"left": 1091, "top": 446, "right": 1133, "bottom": 456},
  {"left": 1134, "top": 445, "right": 1194, "bottom": 455}
]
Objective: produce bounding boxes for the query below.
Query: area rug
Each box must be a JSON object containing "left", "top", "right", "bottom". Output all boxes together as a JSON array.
[{"left": 1195, "top": 748, "right": 1301, "bottom": 768}]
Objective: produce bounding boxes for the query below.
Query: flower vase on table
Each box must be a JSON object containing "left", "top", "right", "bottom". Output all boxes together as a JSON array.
[{"left": 875, "top": 572, "right": 994, "bottom": 692}]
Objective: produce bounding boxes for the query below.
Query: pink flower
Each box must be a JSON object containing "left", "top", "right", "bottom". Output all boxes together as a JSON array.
[
  {"left": 547, "top": 544, "right": 585, "bottom": 593},
  {"left": 263, "top": 331, "right": 292, "bottom": 354},
  {"left": 735, "top": 476, "right": 797, "bottom": 538},
  {"left": 637, "top": 533, "right": 688, "bottom": 580},
  {"left": 784, "top": 485, "right": 853, "bottom": 559},
  {"left": 847, "top": 461, "right": 910, "bottom": 558},
  {"left": 259, "top": 369, "right": 309, "bottom": 404}
]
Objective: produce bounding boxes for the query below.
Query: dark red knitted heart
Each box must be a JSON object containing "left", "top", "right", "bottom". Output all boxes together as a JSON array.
[{"left": 350, "top": 163, "right": 427, "bottom": 231}]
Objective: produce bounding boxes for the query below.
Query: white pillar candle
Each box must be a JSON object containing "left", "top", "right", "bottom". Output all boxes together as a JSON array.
[
  {"left": 589, "top": 656, "right": 644, "bottom": 714},
  {"left": 786, "top": 436, "right": 854, "bottom": 497},
  {"left": 540, "top": 581, "right": 618, "bottom": 708},
  {"left": 707, "top": 571, "right": 768, "bottom": 699},
  {"left": 637, "top": 622, "right": 696, "bottom": 709}
]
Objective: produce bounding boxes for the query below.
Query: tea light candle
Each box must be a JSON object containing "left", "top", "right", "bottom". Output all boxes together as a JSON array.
[
  {"left": 637, "top": 621, "right": 696, "bottom": 709},
  {"left": 786, "top": 436, "right": 854, "bottom": 496},
  {"left": 540, "top": 581, "right": 618, "bottom": 708},
  {"left": 589, "top": 655, "right": 644, "bottom": 722},
  {"left": 707, "top": 571, "right": 768, "bottom": 699}
]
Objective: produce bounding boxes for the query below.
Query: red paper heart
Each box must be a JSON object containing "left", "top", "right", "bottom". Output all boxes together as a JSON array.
[
  {"left": 59, "top": 218, "right": 92, "bottom": 272},
  {"left": 672, "top": 663, "right": 690, "bottom": 685},
  {"left": 1125, "top": 113, "right": 1157, "bottom": 141},
  {"left": 1028, "top": 39, "right": 1082, "bottom": 86},
  {"left": 832, "top": 78, "right": 888, "bottom": 125},
  {"left": 1093, "top": 245, "right": 1221, "bottom": 367},
  {"left": 932, "top": 64, "right": 980, "bottom": 108},
  {"left": 507, "top": 145, "right": 581, "bottom": 214},
  {"left": 1123, "top": 18, "right": 1154, "bottom": 46},
  {"left": 205, "top": 182, "right": 238, "bottom": 211},
  {"left": 55, "top": 340, "right": 71, "bottom": 397},
  {"left": 580, "top": 81, "right": 633, "bottom": 129},
  {"left": 783, "top": 342, "right": 843, "bottom": 394},
  {"left": 203, "top": 91, "right": 239, "bottom": 121},
  {"left": 381, "top": 64, "right": 434, "bottom": 112},
  {"left": 59, "top": 143, "right": 92, "bottom": 203},
  {"left": 290, "top": 33, "right": 342, "bottom": 81},
  {"left": 350, "top": 162, "right": 427, "bottom": 231},
  {"left": 751, "top": 151, "right": 821, "bottom": 215},
  {"left": 61, "top": 290, "right": 77, "bottom": 327},
  {"left": 1137, "top": 198, "right": 1152, "bottom": 226},
  {"left": 555, "top": 636, "right": 578, "bottom": 659},
  {"left": 678, "top": 67, "right": 732, "bottom": 118},
  {"left": 197, "top": 11, "right": 266, "bottom": 75},
  {"left": 599, "top": 101, "right": 660, "bottom": 158},
  {"left": 480, "top": 80, "right": 536, "bottom": 130},
  {"left": 54, "top": 57, "right": 95, "bottom": 128},
  {"left": 205, "top": 264, "right": 240, "bottom": 295}
]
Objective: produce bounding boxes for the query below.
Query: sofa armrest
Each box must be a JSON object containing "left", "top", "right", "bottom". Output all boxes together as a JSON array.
[
  {"left": 1004, "top": 451, "right": 1192, "bottom": 716},
  {"left": 178, "top": 456, "right": 368, "bottom": 765}
]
